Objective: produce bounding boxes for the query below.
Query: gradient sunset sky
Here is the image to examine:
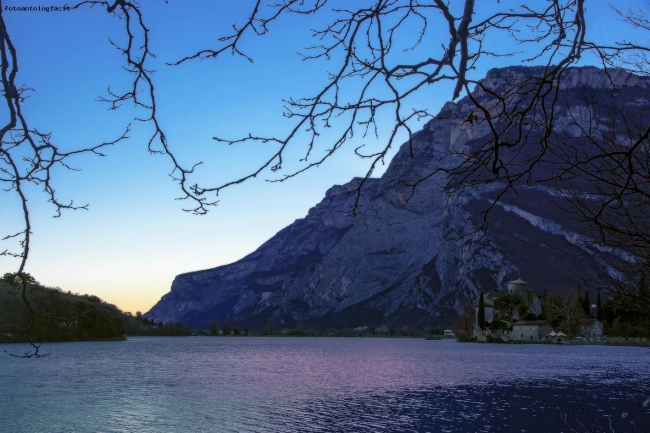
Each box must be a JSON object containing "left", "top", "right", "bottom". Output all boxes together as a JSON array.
[{"left": 0, "top": 0, "right": 643, "bottom": 314}]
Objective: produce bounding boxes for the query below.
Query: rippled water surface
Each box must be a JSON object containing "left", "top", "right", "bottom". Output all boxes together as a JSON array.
[{"left": 1, "top": 337, "right": 648, "bottom": 432}]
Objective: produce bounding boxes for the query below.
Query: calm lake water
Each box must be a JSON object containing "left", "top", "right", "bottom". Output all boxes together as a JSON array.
[{"left": 1, "top": 337, "right": 648, "bottom": 432}]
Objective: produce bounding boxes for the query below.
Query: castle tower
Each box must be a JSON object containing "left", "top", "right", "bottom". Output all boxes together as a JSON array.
[{"left": 507, "top": 279, "right": 528, "bottom": 297}]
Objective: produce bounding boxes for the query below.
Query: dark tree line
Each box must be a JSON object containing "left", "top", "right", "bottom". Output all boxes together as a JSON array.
[
  {"left": 0, "top": 273, "right": 126, "bottom": 349},
  {"left": 600, "top": 274, "right": 650, "bottom": 338},
  {"left": 0, "top": 273, "right": 192, "bottom": 351},
  {"left": 124, "top": 312, "right": 191, "bottom": 337}
]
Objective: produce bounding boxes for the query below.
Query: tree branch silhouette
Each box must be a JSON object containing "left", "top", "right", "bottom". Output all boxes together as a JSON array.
[{"left": 3, "top": 0, "right": 650, "bottom": 354}]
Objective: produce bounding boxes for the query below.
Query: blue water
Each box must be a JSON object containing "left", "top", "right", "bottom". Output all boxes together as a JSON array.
[{"left": 1, "top": 337, "right": 648, "bottom": 432}]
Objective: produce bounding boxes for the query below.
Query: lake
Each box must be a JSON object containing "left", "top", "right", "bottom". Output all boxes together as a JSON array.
[{"left": 1, "top": 337, "right": 648, "bottom": 432}]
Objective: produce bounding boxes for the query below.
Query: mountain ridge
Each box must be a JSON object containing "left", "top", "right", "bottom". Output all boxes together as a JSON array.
[{"left": 147, "top": 66, "right": 647, "bottom": 329}]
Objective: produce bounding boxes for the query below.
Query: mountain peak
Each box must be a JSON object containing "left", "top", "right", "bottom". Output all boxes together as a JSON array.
[{"left": 148, "top": 66, "right": 641, "bottom": 330}]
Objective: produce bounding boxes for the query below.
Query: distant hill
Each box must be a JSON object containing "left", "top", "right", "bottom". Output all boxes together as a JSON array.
[
  {"left": 0, "top": 279, "right": 127, "bottom": 342},
  {"left": 0, "top": 278, "right": 190, "bottom": 343}
]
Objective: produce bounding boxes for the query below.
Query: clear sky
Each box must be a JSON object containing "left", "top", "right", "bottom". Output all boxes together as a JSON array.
[{"left": 0, "top": 0, "right": 644, "bottom": 315}]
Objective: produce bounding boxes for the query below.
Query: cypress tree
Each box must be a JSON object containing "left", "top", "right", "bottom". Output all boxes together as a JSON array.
[
  {"left": 637, "top": 274, "right": 649, "bottom": 320},
  {"left": 596, "top": 290, "right": 603, "bottom": 321},
  {"left": 583, "top": 290, "right": 591, "bottom": 317},
  {"left": 639, "top": 274, "right": 649, "bottom": 299},
  {"left": 577, "top": 284, "right": 584, "bottom": 313},
  {"left": 478, "top": 292, "right": 486, "bottom": 330}
]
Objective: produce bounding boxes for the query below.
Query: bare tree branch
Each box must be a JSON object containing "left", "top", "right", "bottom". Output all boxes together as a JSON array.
[{"left": 5, "top": 0, "right": 650, "bottom": 351}]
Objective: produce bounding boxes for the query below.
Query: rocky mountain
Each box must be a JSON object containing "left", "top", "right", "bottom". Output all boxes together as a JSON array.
[{"left": 147, "top": 66, "right": 647, "bottom": 329}]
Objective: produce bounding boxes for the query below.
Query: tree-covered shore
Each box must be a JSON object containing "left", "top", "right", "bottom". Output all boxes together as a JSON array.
[
  {"left": 0, "top": 274, "right": 190, "bottom": 344},
  {"left": 453, "top": 276, "right": 650, "bottom": 343}
]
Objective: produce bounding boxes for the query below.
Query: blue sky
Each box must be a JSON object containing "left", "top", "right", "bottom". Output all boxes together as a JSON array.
[{"left": 0, "top": 0, "right": 645, "bottom": 314}]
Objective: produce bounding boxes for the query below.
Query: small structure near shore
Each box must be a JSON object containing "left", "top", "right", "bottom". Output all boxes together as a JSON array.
[
  {"left": 578, "top": 319, "right": 604, "bottom": 340},
  {"left": 511, "top": 320, "right": 553, "bottom": 342}
]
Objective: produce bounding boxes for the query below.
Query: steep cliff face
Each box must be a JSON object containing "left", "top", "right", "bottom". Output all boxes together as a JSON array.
[{"left": 148, "top": 66, "right": 648, "bottom": 328}]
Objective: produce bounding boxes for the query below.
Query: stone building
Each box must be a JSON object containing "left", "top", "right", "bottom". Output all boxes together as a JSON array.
[
  {"left": 578, "top": 319, "right": 605, "bottom": 340},
  {"left": 475, "top": 279, "right": 542, "bottom": 327},
  {"left": 511, "top": 320, "right": 553, "bottom": 342},
  {"left": 504, "top": 279, "right": 543, "bottom": 316}
]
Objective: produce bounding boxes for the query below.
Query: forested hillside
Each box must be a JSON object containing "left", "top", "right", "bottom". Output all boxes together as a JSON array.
[
  {"left": 0, "top": 274, "right": 190, "bottom": 343},
  {"left": 0, "top": 274, "right": 126, "bottom": 342}
]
